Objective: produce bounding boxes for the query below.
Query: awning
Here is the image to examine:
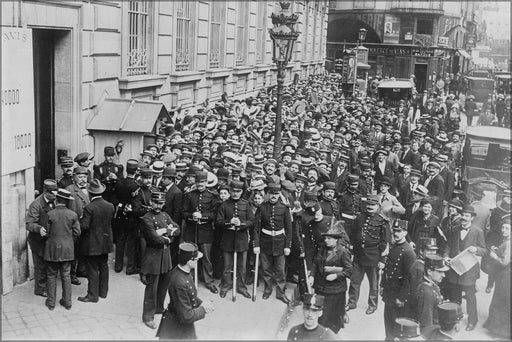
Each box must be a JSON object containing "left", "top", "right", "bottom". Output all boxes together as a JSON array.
[
  {"left": 458, "top": 49, "right": 471, "bottom": 59},
  {"left": 87, "top": 98, "right": 169, "bottom": 133},
  {"left": 357, "top": 62, "right": 371, "bottom": 70}
]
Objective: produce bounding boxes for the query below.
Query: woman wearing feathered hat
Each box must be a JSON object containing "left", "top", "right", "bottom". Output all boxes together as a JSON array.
[{"left": 307, "top": 220, "right": 352, "bottom": 334}]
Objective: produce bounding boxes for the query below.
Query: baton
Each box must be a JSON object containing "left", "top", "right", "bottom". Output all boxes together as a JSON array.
[
  {"left": 303, "top": 258, "right": 313, "bottom": 294},
  {"left": 232, "top": 226, "right": 237, "bottom": 302},
  {"left": 252, "top": 252, "right": 259, "bottom": 301}
]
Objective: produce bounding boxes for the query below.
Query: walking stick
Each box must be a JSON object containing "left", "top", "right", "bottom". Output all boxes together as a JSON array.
[
  {"left": 194, "top": 220, "right": 199, "bottom": 289},
  {"left": 252, "top": 252, "right": 259, "bottom": 302},
  {"left": 232, "top": 226, "right": 237, "bottom": 302},
  {"left": 303, "top": 258, "right": 313, "bottom": 294}
]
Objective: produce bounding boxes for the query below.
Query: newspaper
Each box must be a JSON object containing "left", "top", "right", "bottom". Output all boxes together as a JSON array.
[{"left": 449, "top": 247, "right": 479, "bottom": 275}]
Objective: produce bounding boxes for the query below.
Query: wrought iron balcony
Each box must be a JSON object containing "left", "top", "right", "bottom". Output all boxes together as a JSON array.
[{"left": 390, "top": 0, "right": 444, "bottom": 15}]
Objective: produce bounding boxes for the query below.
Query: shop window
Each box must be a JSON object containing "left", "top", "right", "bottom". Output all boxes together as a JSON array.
[
  {"left": 127, "top": 0, "right": 152, "bottom": 76},
  {"left": 209, "top": 1, "right": 224, "bottom": 68},
  {"left": 176, "top": 1, "right": 193, "bottom": 71},
  {"left": 416, "top": 18, "right": 433, "bottom": 35}
]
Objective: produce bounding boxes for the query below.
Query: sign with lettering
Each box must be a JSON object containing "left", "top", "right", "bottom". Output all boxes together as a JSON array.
[
  {"left": 438, "top": 36, "right": 449, "bottom": 47},
  {"left": 367, "top": 45, "right": 435, "bottom": 57},
  {"left": 1, "top": 28, "right": 35, "bottom": 175}
]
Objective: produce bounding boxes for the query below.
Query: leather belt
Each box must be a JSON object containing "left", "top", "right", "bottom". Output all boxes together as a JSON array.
[
  {"left": 262, "top": 228, "right": 284, "bottom": 236},
  {"left": 342, "top": 213, "right": 356, "bottom": 220}
]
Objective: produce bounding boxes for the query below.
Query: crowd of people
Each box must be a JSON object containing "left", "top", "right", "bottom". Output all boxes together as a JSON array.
[{"left": 25, "top": 73, "right": 510, "bottom": 340}]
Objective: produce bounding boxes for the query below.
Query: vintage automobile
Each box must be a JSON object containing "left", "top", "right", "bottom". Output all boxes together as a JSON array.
[
  {"left": 462, "top": 125, "right": 511, "bottom": 205},
  {"left": 495, "top": 73, "right": 511, "bottom": 95},
  {"left": 465, "top": 76, "right": 495, "bottom": 105},
  {"left": 377, "top": 79, "right": 414, "bottom": 107}
]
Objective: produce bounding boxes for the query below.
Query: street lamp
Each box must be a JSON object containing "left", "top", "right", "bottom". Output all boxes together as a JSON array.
[
  {"left": 269, "top": 2, "right": 299, "bottom": 159},
  {"left": 353, "top": 28, "right": 368, "bottom": 95}
]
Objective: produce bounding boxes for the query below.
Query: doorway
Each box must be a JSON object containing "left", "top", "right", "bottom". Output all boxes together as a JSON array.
[
  {"left": 33, "top": 29, "right": 70, "bottom": 193},
  {"left": 414, "top": 63, "right": 428, "bottom": 93}
]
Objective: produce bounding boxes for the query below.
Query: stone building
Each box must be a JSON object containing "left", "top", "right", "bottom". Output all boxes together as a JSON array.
[{"left": 0, "top": 0, "right": 328, "bottom": 294}]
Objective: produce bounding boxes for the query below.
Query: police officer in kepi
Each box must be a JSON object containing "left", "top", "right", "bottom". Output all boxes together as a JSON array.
[
  {"left": 216, "top": 180, "right": 254, "bottom": 299},
  {"left": 113, "top": 159, "right": 140, "bottom": 274},
  {"left": 347, "top": 194, "right": 391, "bottom": 315},
  {"left": 286, "top": 293, "right": 338, "bottom": 341},
  {"left": 253, "top": 183, "right": 292, "bottom": 304},
  {"left": 140, "top": 191, "right": 180, "bottom": 329},
  {"left": 93, "top": 146, "right": 124, "bottom": 204},
  {"left": 381, "top": 219, "right": 416, "bottom": 341},
  {"left": 57, "top": 156, "right": 75, "bottom": 189},
  {"left": 182, "top": 170, "right": 220, "bottom": 294},
  {"left": 338, "top": 174, "right": 364, "bottom": 237}
]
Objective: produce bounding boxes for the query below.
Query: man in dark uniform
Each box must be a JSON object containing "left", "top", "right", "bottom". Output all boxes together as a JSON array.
[
  {"left": 253, "top": 183, "right": 292, "bottom": 304},
  {"left": 338, "top": 174, "right": 364, "bottom": 237},
  {"left": 77, "top": 179, "right": 115, "bottom": 303},
  {"left": 216, "top": 180, "right": 254, "bottom": 299},
  {"left": 347, "top": 194, "right": 390, "bottom": 315},
  {"left": 381, "top": 219, "right": 416, "bottom": 341},
  {"left": 421, "top": 302, "right": 463, "bottom": 340},
  {"left": 287, "top": 293, "right": 337, "bottom": 340},
  {"left": 156, "top": 243, "right": 214, "bottom": 340},
  {"left": 57, "top": 156, "right": 75, "bottom": 189},
  {"left": 140, "top": 191, "right": 180, "bottom": 329},
  {"left": 113, "top": 159, "right": 140, "bottom": 274},
  {"left": 93, "top": 146, "right": 124, "bottom": 204},
  {"left": 43, "top": 189, "right": 81, "bottom": 310},
  {"left": 182, "top": 171, "right": 220, "bottom": 294},
  {"left": 416, "top": 255, "right": 448, "bottom": 333},
  {"left": 160, "top": 166, "right": 183, "bottom": 264},
  {"left": 133, "top": 168, "right": 157, "bottom": 284},
  {"left": 25, "top": 179, "right": 57, "bottom": 297},
  {"left": 318, "top": 181, "right": 340, "bottom": 221}
]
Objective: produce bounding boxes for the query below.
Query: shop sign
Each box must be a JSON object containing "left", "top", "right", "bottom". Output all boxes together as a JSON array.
[
  {"left": 1, "top": 27, "right": 35, "bottom": 175},
  {"left": 383, "top": 14, "right": 400, "bottom": 44},
  {"left": 368, "top": 45, "right": 435, "bottom": 57},
  {"left": 438, "top": 36, "right": 449, "bottom": 47},
  {"left": 404, "top": 32, "right": 413, "bottom": 41}
]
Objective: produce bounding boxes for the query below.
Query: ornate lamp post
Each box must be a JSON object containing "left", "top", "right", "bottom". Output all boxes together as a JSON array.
[
  {"left": 269, "top": 2, "right": 299, "bottom": 159},
  {"left": 353, "top": 28, "right": 367, "bottom": 95}
]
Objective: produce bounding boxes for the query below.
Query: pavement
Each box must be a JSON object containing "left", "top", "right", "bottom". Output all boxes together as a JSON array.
[{"left": 1, "top": 254, "right": 502, "bottom": 340}]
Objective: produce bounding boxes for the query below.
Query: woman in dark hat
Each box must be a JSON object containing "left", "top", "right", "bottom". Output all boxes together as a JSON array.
[
  {"left": 308, "top": 221, "right": 352, "bottom": 333},
  {"left": 483, "top": 215, "right": 511, "bottom": 339}
]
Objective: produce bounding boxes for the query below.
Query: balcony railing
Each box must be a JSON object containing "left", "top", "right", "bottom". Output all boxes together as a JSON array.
[{"left": 391, "top": 0, "right": 443, "bottom": 14}]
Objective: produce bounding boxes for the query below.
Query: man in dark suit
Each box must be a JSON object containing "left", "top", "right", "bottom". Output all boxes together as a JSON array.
[
  {"left": 160, "top": 166, "right": 183, "bottom": 264},
  {"left": 141, "top": 191, "right": 180, "bottom": 329},
  {"left": 394, "top": 112, "right": 409, "bottom": 138},
  {"left": 443, "top": 205, "right": 486, "bottom": 331},
  {"left": 78, "top": 179, "right": 115, "bottom": 303},
  {"left": 398, "top": 168, "right": 421, "bottom": 207},
  {"left": 43, "top": 189, "right": 81, "bottom": 310},
  {"left": 436, "top": 154, "right": 455, "bottom": 202},
  {"left": 66, "top": 166, "right": 91, "bottom": 284},
  {"left": 374, "top": 149, "right": 395, "bottom": 187},
  {"left": 422, "top": 161, "right": 445, "bottom": 216},
  {"left": 25, "top": 179, "right": 57, "bottom": 297}
]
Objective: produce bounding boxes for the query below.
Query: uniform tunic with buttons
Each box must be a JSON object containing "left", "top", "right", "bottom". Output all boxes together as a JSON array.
[
  {"left": 93, "top": 162, "right": 124, "bottom": 204},
  {"left": 338, "top": 190, "right": 364, "bottom": 237},
  {"left": 253, "top": 201, "right": 292, "bottom": 256},
  {"left": 286, "top": 324, "right": 338, "bottom": 341},
  {"left": 416, "top": 278, "right": 444, "bottom": 332},
  {"left": 351, "top": 212, "right": 391, "bottom": 267},
  {"left": 157, "top": 266, "right": 206, "bottom": 340},
  {"left": 318, "top": 196, "right": 340, "bottom": 220},
  {"left": 216, "top": 198, "right": 254, "bottom": 252},
  {"left": 381, "top": 240, "right": 416, "bottom": 303},
  {"left": 140, "top": 210, "right": 177, "bottom": 275},
  {"left": 182, "top": 189, "right": 219, "bottom": 244}
]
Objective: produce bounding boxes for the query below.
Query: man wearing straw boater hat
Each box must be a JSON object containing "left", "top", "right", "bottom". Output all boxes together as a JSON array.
[
  {"left": 77, "top": 179, "right": 115, "bottom": 304},
  {"left": 43, "top": 188, "right": 81, "bottom": 311}
]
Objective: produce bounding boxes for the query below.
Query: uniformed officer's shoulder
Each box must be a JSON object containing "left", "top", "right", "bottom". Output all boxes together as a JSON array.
[{"left": 319, "top": 326, "right": 338, "bottom": 340}]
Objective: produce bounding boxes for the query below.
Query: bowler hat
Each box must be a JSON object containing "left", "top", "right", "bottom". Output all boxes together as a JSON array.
[
  {"left": 56, "top": 188, "right": 74, "bottom": 201},
  {"left": 163, "top": 167, "right": 176, "bottom": 178},
  {"left": 448, "top": 198, "right": 464, "bottom": 211},
  {"left": 425, "top": 255, "right": 449, "bottom": 272},
  {"left": 462, "top": 204, "right": 476, "bottom": 216},
  {"left": 87, "top": 179, "right": 106, "bottom": 195},
  {"left": 216, "top": 168, "right": 230, "bottom": 180},
  {"left": 379, "top": 177, "right": 393, "bottom": 187}
]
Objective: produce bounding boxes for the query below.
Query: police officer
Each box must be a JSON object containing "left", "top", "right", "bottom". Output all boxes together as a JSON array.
[
  {"left": 156, "top": 243, "right": 214, "bottom": 340},
  {"left": 25, "top": 179, "right": 57, "bottom": 297},
  {"left": 216, "top": 180, "right": 254, "bottom": 299},
  {"left": 347, "top": 194, "right": 391, "bottom": 315},
  {"left": 182, "top": 170, "right": 220, "bottom": 294},
  {"left": 338, "top": 174, "right": 364, "bottom": 237},
  {"left": 381, "top": 219, "right": 416, "bottom": 341},
  {"left": 113, "top": 159, "right": 140, "bottom": 274},
  {"left": 253, "top": 183, "right": 292, "bottom": 304},
  {"left": 141, "top": 191, "right": 180, "bottom": 329},
  {"left": 286, "top": 293, "right": 337, "bottom": 340},
  {"left": 421, "top": 302, "right": 463, "bottom": 340},
  {"left": 318, "top": 181, "right": 340, "bottom": 221},
  {"left": 57, "top": 156, "right": 75, "bottom": 189},
  {"left": 93, "top": 146, "right": 124, "bottom": 204}
]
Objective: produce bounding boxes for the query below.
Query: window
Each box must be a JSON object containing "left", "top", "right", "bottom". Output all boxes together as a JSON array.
[
  {"left": 176, "top": 1, "right": 192, "bottom": 71},
  {"left": 417, "top": 18, "right": 433, "bottom": 35},
  {"left": 302, "top": 2, "right": 309, "bottom": 59},
  {"left": 353, "top": 0, "right": 376, "bottom": 9},
  {"left": 209, "top": 1, "right": 224, "bottom": 68},
  {"left": 236, "top": 3, "right": 248, "bottom": 66},
  {"left": 127, "top": 0, "right": 150, "bottom": 76},
  {"left": 256, "top": 1, "right": 267, "bottom": 64}
]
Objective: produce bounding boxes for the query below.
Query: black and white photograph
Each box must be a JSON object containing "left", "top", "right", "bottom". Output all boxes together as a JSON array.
[{"left": 1, "top": 0, "right": 511, "bottom": 340}]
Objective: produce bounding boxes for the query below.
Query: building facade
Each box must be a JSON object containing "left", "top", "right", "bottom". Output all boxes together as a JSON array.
[
  {"left": 1, "top": 0, "right": 329, "bottom": 294},
  {"left": 326, "top": 0, "right": 477, "bottom": 92}
]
